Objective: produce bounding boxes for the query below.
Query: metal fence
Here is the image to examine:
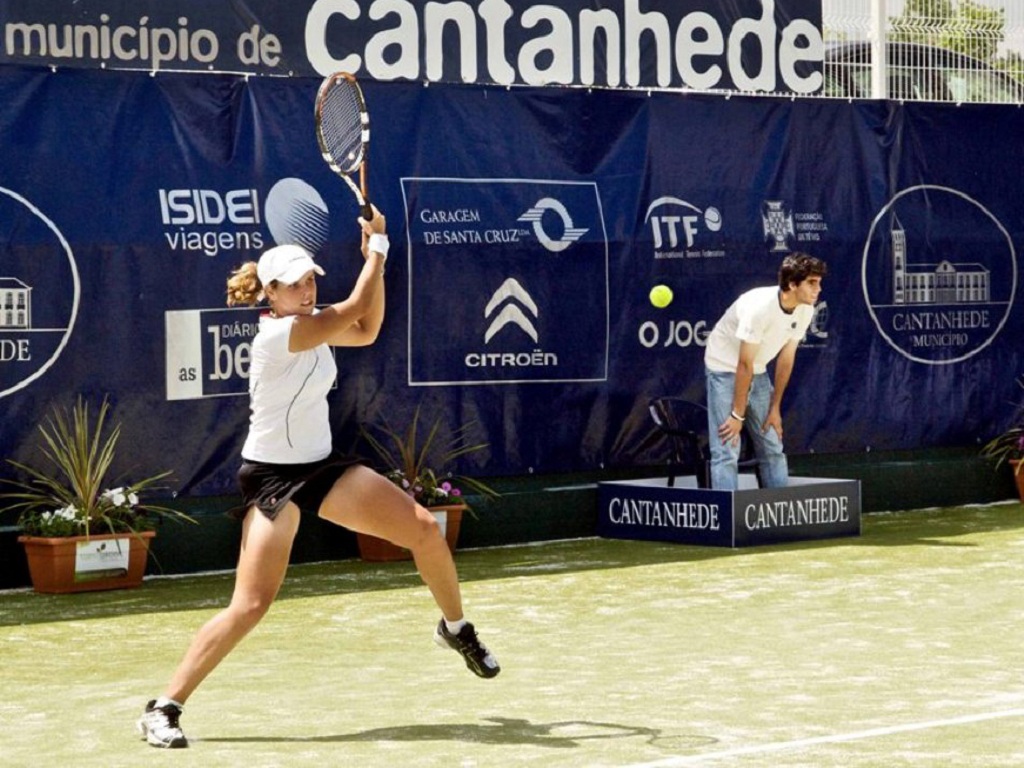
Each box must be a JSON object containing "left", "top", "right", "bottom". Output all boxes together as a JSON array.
[{"left": 820, "top": 0, "right": 1024, "bottom": 103}]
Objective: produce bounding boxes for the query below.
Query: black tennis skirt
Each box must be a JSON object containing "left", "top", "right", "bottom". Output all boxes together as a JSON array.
[{"left": 235, "top": 451, "right": 368, "bottom": 521}]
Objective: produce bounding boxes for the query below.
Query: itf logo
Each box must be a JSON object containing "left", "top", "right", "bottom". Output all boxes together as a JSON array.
[
  {"left": 644, "top": 196, "right": 725, "bottom": 260},
  {"left": 402, "top": 177, "right": 609, "bottom": 385},
  {"left": 862, "top": 185, "right": 1015, "bottom": 364},
  {"left": 0, "top": 187, "right": 79, "bottom": 399}
]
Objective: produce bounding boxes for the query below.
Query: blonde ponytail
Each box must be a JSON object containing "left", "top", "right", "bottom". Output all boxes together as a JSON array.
[{"left": 226, "top": 262, "right": 263, "bottom": 307}]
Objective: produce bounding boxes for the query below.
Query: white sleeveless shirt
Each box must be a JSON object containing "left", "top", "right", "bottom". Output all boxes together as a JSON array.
[{"left": 241, "top": 313, "right": 337, "bottom": 464}]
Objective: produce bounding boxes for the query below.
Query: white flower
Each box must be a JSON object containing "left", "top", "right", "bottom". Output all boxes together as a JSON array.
[{"left": 103, "top": 487, "right": 129, "bottom": 507}]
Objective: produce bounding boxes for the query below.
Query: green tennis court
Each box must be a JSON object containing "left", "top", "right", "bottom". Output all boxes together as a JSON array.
[{"left": 2, "top": 502, "right": 1022, "bottom": 767}]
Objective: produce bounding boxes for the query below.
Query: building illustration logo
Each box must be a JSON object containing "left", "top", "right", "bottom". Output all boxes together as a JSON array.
[
  {"left": 0, "top": 187, "right": 79, "bottom": 398},
  {"left": 484, "top": 278, "right": 539, "bottom": 343},
  {"left": 889, "top": 214, "right": 990, "bottom": 306},
  {"left": 862, "top": 185, "right": 1014, "bottom": 365},
  {"left": 0, "top": 277, "right": 31, "bottom": 329}
]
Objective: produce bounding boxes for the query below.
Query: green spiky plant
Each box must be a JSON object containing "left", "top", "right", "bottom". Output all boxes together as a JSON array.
[
  {"left": 0, "top": 396, "right": 195, "bottom": 537},
  {"left": 981, "top": 426, "right": 1024, "bottom": 476},
  {"left": 360, "top": 405, "right": 499, "bottom": 512},
  {"left": 981, "top": 377, "right": 1024, "bottom": 477}
]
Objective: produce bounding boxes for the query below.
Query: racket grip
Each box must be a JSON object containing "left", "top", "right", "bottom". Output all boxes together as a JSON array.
[{"left": 360, "top": 201, "right": 374, "bottom": 221}]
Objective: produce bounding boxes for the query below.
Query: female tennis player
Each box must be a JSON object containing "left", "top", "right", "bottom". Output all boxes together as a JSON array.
[{"left": 138, "top": 207, "right": 499, "bottom": 749}]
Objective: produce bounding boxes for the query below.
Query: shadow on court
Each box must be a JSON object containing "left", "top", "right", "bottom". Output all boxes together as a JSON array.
[{"left": 200, "top": 716, "right": 711, "bottom": 750}]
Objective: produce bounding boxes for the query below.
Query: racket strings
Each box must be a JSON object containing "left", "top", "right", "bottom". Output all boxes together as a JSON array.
[{"left": 320, "top": 84, "right": 365, "bottom": 173}]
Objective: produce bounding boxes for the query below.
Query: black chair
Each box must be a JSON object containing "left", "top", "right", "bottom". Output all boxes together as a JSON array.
[{"left": 648, "top": 396, "right": 760, "bottom": 489}]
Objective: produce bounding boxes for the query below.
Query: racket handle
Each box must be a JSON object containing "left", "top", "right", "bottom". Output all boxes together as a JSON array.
[{"left": 361, "top": 201, "right": 374, "bottom": 221}]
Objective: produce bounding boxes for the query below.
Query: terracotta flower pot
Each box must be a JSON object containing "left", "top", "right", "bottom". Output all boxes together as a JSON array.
[
  {"left": 356, "top": 504, "right": 465, "bottom": 562},
  {"left": 18, "top": 531, "right": 156, "bottom": 594},
  {"left": 1010, "top": 460, "right": 1024, "bottom": 503}
]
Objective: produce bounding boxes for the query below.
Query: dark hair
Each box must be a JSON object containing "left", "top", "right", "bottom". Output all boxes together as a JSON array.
[{"left": 778, "top": 252, "right": 827, "bottom": 290}]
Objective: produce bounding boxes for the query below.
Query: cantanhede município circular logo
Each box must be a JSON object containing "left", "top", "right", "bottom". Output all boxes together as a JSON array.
[
  {"left": 0, "top": 187, "right": 79, "bottom": 398},
  {"left": 861, "top": 185, "right": 1015, "bottom": 365}
]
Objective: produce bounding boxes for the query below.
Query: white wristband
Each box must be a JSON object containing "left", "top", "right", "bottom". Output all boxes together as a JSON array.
[{"left": 368, "top": 233, "right": 390, "bottom": 258}]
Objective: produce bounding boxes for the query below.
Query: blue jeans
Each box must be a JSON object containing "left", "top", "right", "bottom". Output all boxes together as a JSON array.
[{"left": 705, "top": 368, "right": 789, "bottom": 490}]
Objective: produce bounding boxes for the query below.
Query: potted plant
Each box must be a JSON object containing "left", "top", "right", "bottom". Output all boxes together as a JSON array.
[
  {"left": 0, "top": 396, "right": 194, "bottom": 593},
  {"left": 980, "top": 378, "right": 1024, "bottom": 502},
  {"left": 358, "top": 406, "right": 498, "bottom": 562}
]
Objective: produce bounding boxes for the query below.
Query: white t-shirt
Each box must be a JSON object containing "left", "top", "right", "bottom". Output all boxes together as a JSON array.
[
  {"left": 704, "top": 286, "right": 813, "bottom": 374},
  {"left": 241, "top": 313, "right": 337, "bottom": 464}
]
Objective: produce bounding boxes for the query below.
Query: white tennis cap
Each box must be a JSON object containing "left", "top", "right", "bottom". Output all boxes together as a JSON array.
[{"left": 257, "top": 244, "right": 325, "bottom": 286}]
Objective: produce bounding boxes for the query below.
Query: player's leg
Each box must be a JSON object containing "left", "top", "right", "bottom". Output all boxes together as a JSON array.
[
  {"left": 320, "top": 464, "right": 460, "bottom": 615},
  {"left": 745, "top": 374, "right": 789, "bottom": 487},
  {"left": 138, "top": 503, "right": 301, "bottom": 748},
  {"left": 706, "top": 368, "right": 741, "bottom": 490},
  {"left": 317, "top": 464, "right": 499, "bottom": 678}
]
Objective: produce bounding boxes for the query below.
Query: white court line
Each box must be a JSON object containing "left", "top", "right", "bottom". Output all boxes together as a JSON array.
[{"left": 626, "top": 708, "right": 1024, "bottom": 767}]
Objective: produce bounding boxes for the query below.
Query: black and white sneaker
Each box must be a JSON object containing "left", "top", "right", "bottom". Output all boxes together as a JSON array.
[
  {"left": 434, "top": 619, "right": 501, "bottom": 678},
  {"left": 137, "top": 700, "right": 188, "bottom": 748}
]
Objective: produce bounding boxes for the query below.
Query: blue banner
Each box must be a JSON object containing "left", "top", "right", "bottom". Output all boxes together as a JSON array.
[
  {"left": 0, "top": 0, "right": 823, "bottom": 92},
  {"left": 403, "top": 178, "right": 609, "bottom": 385},
  {"left": 0, "top": 66, "right": 1021, "bottom": 499}
]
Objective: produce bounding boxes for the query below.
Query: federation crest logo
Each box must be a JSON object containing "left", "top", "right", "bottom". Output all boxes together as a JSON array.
[
  {"left": 762, "top": 200, "right": 795, "bottom": 252},
  {"left": 862, "top": 185, "right": 1015, "bottom": 365}
]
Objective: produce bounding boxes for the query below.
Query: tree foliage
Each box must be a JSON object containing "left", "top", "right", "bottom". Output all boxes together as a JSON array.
[
  {"left": 890, "top": 0, "right": 1006, "bottom": 63},
  {"left": 889, "top": 0, "right": 1022, "bottom": 84}
]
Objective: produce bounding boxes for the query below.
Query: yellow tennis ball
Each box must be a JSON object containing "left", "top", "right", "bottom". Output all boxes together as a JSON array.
[{"left": 649, "top": 284, "right": 673, "bottom": 309}]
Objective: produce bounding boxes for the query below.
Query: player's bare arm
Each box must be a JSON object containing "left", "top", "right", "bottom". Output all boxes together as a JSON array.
[{"left": 764, "top": 340, "right": 798, "bottom": 438}]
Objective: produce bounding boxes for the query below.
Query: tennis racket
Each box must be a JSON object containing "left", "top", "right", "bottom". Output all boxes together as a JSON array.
[{"left": 314, "top": 71, "right": 373, "bottom": 220}]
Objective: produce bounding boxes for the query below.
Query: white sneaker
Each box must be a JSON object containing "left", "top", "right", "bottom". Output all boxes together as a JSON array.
[{"left": 137, "top": 700, "right": 188, "bottom": 748}]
